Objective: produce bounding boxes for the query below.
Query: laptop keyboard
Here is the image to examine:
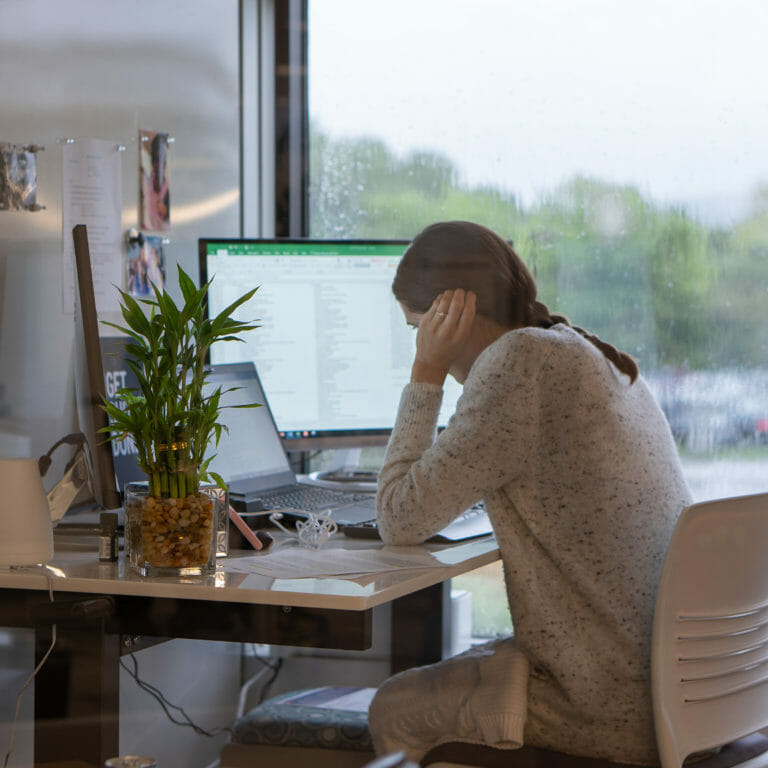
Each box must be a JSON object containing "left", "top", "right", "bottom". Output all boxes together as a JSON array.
[{"left": 258, "top": 484, "right": 374, "bottom": 511}]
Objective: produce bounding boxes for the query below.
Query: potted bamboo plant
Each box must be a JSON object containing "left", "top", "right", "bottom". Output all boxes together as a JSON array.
[{"left": 100, "top": 265, "right": 258, "bottom": 575}]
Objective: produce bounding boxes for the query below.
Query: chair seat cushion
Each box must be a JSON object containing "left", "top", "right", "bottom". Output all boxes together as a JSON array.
[{"left": 231, "top": 686, "right": 375, "bottom": 752}]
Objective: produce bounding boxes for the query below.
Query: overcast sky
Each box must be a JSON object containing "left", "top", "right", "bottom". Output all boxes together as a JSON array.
[{"left": 309, "top": 0, "right": 768, "bottom": 222}]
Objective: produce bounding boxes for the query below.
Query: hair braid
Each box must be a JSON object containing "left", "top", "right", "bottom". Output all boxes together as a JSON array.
[
  {"left": 528, "top": 300, "right": 638, "bottom": 383},
  {"left": 573, "top": 327, "right": 639, "bottom": 383}
]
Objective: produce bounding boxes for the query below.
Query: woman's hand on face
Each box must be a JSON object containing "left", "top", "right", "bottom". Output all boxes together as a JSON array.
[{"left": 411, "top": 289, "right": 477, "bottom": 385}]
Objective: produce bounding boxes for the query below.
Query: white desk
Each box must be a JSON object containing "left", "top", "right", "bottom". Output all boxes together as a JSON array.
[
  {"left": 0, "top": 532, "right": 499, "bottom": 767},
  {"left": 5, "top": 532, "right": 499, "bottom": 608}
]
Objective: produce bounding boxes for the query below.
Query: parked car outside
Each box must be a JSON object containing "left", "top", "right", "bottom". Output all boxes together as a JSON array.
[{"left": 646, "top": 368, "right": 768, "bottom": 453}]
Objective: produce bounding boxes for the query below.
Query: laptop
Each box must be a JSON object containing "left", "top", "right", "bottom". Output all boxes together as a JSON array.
[{"left": 203, "top": 362, "right": 378, "bottom": 524}]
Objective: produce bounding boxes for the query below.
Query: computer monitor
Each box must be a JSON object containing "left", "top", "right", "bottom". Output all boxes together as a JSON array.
[{"left": 198, "top": 238, "right": 464, "bottom": 452}]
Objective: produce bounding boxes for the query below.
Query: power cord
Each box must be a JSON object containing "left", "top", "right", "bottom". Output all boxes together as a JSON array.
[
  {"left": 254, "top": 654, "right": 282, "bottom": 704},
  {"left": 119, "top": 652, "right": 233, "bottom": 738},
  {"left": 37, "top": 432, "right": 86, "bottom": 478},
  {"left": 3, "top": 568, "right": 57, "bottom": 768},
  {"left": 236, "top": 650, "right": 283, "bottom": 718}
]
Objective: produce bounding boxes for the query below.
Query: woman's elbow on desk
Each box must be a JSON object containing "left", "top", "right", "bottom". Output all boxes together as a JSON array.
[
  {"left": 376, "top": 502, "right": 433, "bottom": 546},
  {"left": 376, "top": 480, "right": 436, "bottom": 545},
  {"left": 378, "top": 524, "right": 429, "bottom": 547}
]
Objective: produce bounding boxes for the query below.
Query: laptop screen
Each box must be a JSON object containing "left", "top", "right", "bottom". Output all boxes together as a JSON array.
[{"left": 202, "top": 362, "right": 296, "bottom": 494}]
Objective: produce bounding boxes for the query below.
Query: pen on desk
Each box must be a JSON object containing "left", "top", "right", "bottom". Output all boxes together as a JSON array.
[{"left": 228, "top": 505, "right": 274, "bottom": 551}]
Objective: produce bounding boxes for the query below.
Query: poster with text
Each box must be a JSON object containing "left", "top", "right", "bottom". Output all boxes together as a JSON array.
[
  {"left": 61, "top": 138, "right": 123, "bottom": 314},
  {"left": 101, "top": 335, "right": 145, "bottom": 491}
]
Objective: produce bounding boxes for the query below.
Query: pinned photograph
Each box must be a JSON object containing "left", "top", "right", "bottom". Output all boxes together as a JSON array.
[
  {"left": 126, "top": 235, "right": 165, "bottom": 297},
  {"left": 0, "top": 143, "right": 37, "bottom": 211},
  {"left": 139, "top": 130, "right": 170, "bottom": 230}
]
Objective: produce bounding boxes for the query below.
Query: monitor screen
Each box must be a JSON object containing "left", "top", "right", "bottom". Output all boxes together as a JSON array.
[{"left": 199, "top": 238, "right": 464, "bottom": 450}]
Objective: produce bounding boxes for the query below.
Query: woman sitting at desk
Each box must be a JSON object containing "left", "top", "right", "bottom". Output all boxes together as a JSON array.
[{"left": 370, "top": 220, "right": 691, "bottom": 765}]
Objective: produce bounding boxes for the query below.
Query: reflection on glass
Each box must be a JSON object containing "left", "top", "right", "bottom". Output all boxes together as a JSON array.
[
  {"left": 310, "top": 1, "right": 768, "bottom": 639},
  {"left": 309, "top": 0, "right": 768, "bottom": 504}
]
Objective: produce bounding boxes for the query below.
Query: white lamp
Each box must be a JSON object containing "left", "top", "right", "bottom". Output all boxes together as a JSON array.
[{"left": 0, "top": 458, "right": 54, "bottom": 567}]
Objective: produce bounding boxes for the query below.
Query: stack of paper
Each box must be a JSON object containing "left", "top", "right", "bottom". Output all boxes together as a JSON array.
[{"left": 223, "top": 545, "right": 448, "bottom": 580}]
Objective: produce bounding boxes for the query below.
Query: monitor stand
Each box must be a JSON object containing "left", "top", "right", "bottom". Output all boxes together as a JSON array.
[{"left": 312, "top": 449, "right": 378, "bottom": 490}]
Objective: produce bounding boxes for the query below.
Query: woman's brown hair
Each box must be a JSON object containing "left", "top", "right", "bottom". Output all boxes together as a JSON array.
[{"left": 393, "top": 220, "right": 638, "bottom": 383}]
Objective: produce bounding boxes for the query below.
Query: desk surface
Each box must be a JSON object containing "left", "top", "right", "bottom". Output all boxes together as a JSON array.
[{"left": 0, "top": 532, "right": 499, "bottom": 612}]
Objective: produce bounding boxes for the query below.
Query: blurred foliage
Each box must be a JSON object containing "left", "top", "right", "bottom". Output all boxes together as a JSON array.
[{"left": 310, "top": 130, "right": 768, "bottom": 372}]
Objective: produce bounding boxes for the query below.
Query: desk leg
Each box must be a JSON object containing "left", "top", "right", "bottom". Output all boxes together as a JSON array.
[
  {"left": 390, "top": 582, "right": 451, "bottom": 674},
  {"left": 34, "top": 620, "right": 120, "bottom": 767}
]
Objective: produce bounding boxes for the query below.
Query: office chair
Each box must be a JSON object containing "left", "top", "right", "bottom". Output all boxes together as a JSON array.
[
  {"left": 421, "top": 492, "right": 768, "bottom": 768},
  {"left": 651, "top": 491, "right": 768, "bottom": 768}
]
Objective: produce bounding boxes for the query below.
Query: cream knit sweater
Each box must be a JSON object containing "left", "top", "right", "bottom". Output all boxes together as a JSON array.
[{"left": 372, "top": 324, "right": 691, "bottom": 765}]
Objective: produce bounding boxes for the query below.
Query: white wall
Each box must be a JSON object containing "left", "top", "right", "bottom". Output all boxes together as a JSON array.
[
  {"left": 0, "top": 0, "right": 242, "bottom": 473},
  {"left": 0, "top": 3, "right": 244, "bottom": 766}
]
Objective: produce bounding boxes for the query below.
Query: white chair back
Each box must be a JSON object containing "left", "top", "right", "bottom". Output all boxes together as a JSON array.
[{"left": 652, "top": 492, "right": 768, "bottom": 768}]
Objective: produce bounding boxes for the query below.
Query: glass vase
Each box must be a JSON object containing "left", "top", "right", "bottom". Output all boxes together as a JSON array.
[{"left": 124, "top": 482, "right": 225, "bottom": 576}]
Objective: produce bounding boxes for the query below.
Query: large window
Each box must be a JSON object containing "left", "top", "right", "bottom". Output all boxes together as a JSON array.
[
  {"left": 308, "top": 0, "right": 768, "bottom": 502},
  {"left": 309, "top": 1, "right": 768, "bottom": 641}
]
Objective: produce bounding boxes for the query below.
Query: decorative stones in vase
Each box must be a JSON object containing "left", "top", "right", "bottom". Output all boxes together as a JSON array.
[{"left": 124, "top": 482, "right": 227, "bottom": 576}]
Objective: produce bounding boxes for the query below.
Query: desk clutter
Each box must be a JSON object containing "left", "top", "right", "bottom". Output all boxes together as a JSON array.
[
  {"left": 220, "top": 686, "right": 376, "bottom": 768},
  {"left": 228, "top": 501, "right": 493, "bottom": 549},
  {"left": 53, "top": 498, "right": 492, "bottom": 562}
]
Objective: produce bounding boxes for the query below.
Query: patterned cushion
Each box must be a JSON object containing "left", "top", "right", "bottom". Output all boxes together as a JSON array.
[{"left": 231, "top": 686, "right": 375, "bottom": 752}]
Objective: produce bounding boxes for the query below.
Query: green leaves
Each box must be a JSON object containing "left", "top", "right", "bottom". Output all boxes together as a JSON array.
[{"left": 100, "top": 264, "right": 259, "bottom": 498}]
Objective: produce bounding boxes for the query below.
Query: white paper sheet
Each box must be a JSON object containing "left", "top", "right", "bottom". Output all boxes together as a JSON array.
[
  {"left": 62, "top": 138, "right": 123, "bottom": 314},
  {"left": 223, "top": 545, "right": 447, "bottom": 579}
]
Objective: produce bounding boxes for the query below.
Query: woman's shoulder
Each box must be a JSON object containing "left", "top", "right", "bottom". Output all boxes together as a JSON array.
[
  {"left": 469, "top": 324, "right": 595, "bottom": 385},
  {"left": 485, "top": 324, "right": 582, "bottom": 362}
]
